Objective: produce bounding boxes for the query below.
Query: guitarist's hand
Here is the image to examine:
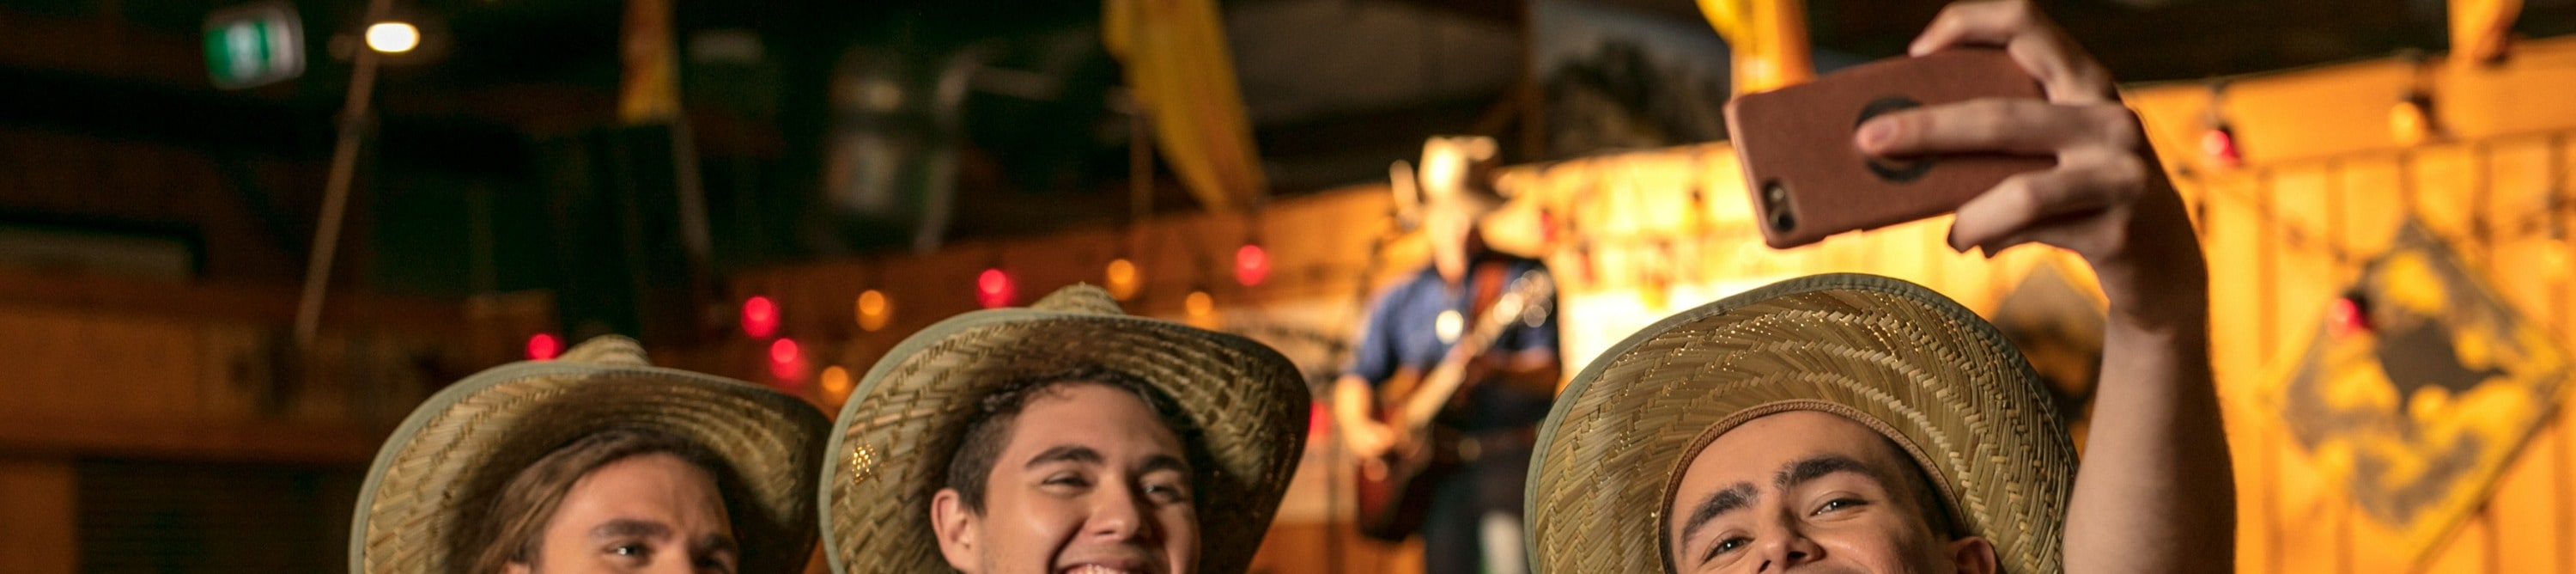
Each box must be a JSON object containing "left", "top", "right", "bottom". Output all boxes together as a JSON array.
[{"left": 1345, "top": 418, "right": 1399, "bottom": 460}]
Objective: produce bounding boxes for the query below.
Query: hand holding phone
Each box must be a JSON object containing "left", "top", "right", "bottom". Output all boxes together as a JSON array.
[{"left": 1724, "top": 48, "right": 2055, "bottom": 249}]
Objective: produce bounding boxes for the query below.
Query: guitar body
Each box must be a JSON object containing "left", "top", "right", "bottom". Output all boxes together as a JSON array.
[{"left": 1355, "top": 424, "right": 1462, "bottom": 541}]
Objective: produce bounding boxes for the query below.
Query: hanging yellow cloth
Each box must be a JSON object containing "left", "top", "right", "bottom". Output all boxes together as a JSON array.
[
  {"left": 617, "top": 0, "right": 682, "bottom": 123},
  {"left": 2451, "top": 0, "right": 2521, "bottom": 64},
  {"left": 1103, "top": 0, "right": 1267, "bottom": 213},
  {"left": 1697, "top": 0, "right": 1814, "bottom": 95}
]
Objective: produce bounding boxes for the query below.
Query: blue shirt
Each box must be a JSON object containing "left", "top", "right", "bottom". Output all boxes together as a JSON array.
[{"left": 1345, "top": 257, "right": 1561, "bottom": 431}]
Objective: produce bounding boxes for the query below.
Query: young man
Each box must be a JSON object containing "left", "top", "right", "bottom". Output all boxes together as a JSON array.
[
  {"left": 1524, "top": 2, "right": 2234, "bottom": 573},
  {"left": 349, "top": 336, "right": 832, "bottom": 574},
  {"left": 1335, "top": 135, "right": 1564, "bottom": 574},
  {"left": 819, "top": 284, "right": 1312, "bottom": 574}
]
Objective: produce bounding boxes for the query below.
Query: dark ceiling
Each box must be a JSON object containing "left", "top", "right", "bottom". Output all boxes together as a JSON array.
[{"left": 3, "top": 0, "right": 2571, "bottom": 295}]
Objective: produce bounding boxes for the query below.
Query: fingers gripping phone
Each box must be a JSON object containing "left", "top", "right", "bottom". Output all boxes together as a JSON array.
[{"left": 1724, "top": 48, "right": 2057, "bottom": 249}]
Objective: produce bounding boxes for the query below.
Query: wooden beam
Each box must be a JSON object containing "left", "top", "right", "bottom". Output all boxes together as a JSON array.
[{"left": 0, "top": 417, "right": 385, "bottom": 465}]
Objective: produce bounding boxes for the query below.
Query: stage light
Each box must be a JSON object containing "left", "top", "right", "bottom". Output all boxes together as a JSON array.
[
  {"left": 741, "top": 296, "right": 779, "bottom": 339},
  {"left": 769, "top": 338, "right": 805, "bottom": 382},
  {"left": 976, "top": 268, "right": 1015, "bottom": 308},
  {"left": 364, "top": 21, "right": 419, "bottom": 54},
  {"left": 1234, "top": 243, "right": 1270, "bottom": 286},
  {"left": 526, "top": 333, "right": 561, "bottom": 360},
  {"left": 856, "top": 289, "right": 890, "bottom": 332},
  {"left": 1105, "top": 258, "right": 1140, "bottom": 301}
]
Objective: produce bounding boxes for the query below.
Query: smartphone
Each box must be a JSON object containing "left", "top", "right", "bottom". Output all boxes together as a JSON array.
[{"left": 1724, "top": 48, "right": 2057, "bottom": 249}]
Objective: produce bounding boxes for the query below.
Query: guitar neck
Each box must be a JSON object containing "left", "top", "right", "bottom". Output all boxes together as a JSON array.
[{"left": 1391, "top": 320, "right": 1513, "bottom": 429}]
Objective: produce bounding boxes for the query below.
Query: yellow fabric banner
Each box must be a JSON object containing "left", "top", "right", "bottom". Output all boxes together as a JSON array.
[
  {"left": 1103, "top": 0, "right": 1267, "bottom": 213},
  {"left": 1696, "top": 0, "right": 1814, "bottom": 95}
]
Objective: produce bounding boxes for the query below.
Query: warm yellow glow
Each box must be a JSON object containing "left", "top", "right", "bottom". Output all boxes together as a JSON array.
[
  {"left": 1185, "top": 290, "right": 1214, "bottom": 317},
  {"left": 2389, "top": 98, "right": 2432, "bottom": 145},
  {"left": 856, "top": 290, "right": 890, "bottom": 332},
  {"left": 820, "top": 366, "right": 853, "bottom": 401},
  {"left": 1105, "top": 258, "right": 1140, "bottom": 300},
  {"left": 365, "top": 21, "right": 420, "bottom": 54}
]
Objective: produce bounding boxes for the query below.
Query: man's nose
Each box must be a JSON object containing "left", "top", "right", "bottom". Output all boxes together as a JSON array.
[
  {"left": 1753, "top": 522, "right": 1823, "bottom": 572},
  {"left": 1086, "top": 481, "right": 1161, "bottom": 542}
]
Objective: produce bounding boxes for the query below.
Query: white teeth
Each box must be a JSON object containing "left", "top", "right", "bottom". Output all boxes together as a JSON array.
[{"left": 1070, "top": 565, "right": 1135, "bottom": 574}]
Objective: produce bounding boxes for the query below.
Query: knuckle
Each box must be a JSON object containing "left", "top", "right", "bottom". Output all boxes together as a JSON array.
[{"left": 2093, "top": 105, "right": 2144, "bottom": 144}]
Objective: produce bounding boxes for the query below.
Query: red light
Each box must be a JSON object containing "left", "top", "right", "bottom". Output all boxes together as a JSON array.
[
  {"left": 1308, "top": 403, "right": 1327, "bottom": 442},
  {"left": 2200, "top": 125, "right": 2241, "bottom": 168},
  {"left": 1235, "top": 243, "right": 1271, "bottom": 286},
  {"left": 526, "top": 333, "right": 561, "bottom": 360},
  {"left": 741, "top": 296, "right": 780, "bottom": 339},
  {"left": 2328, "top": 295, "right": 2372, "bottom": 337},
  {"left": 976, "top": 268, "right": 1016, "bottom": 308},
  {"left": 1539, "top": 209, "right": 1559, "bottom": 244},
  {"left": 769, "top": 338, "right": 805, "bottom": 382}
]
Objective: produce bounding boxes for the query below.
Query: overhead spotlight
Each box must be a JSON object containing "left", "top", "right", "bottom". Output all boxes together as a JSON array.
[{"left": 365, "top": 21, "right": 419, "bottom": 54}]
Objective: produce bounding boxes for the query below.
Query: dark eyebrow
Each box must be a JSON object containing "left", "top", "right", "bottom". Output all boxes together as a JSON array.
[
  {"left": 1679, "top": 482, "right": 1759, "bottom": 544},
  {"left": 695, "top": 533, "right": 740, "bottom": 556},
  {"left": 589, "top": 519, "right": 671, "bottom": 540},
  {"left": 1024, "top": 445, "right": 1104, "bottom": 468},
  {"left": 1139, "top": 453, "right": 1193, "bottom": 476},
  {"left": 1776, "top": 455, "right": 1880, "bottom": 491}
]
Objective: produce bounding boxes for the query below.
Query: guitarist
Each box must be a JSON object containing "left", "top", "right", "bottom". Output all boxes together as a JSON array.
[{"left": 1334, "top": 136, "right": 1563, "bottom": 574}]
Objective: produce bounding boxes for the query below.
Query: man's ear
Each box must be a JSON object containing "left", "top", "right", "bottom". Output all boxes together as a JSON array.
[
  {"left": 1945, "top": 535, "right": 1999, "bottom": 574},
  {"left": 502, "top": 561, "right": 532, "bottom": 574},
  {"left": 931, "top": 488, "right": 981, "bottom": 572}
]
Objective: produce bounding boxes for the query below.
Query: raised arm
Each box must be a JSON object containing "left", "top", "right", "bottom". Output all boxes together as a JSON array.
[{"left": 1860, "top": 2, "right": 2236, "bottom": 571}]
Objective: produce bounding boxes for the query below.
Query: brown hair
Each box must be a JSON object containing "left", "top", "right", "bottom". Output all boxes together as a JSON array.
[
  {"left": 469, "top": 427, "right": 741, "bottom": 573},
  {"left": 939, "top": 366, "right": 1207, "bottom": 513}
]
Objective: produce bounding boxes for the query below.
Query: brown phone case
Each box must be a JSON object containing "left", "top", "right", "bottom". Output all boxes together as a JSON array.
[{"left": 1724, "top": 48, "right": 2057, "bottom": 249}]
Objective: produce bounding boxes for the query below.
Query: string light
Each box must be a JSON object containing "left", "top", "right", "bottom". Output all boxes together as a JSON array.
[
  {"left": 976, "top": 267, "right": 1016, "bottom": 308},
  {"left": 526, "top": 333, "right": 561, "bottom": 361},
  {"left": 1235, "top": 243, "right": 1271, "bottom": 286},
  {"left": 2328, "top": 291, "right": 2373, "bottom": 337},
  {"left": 1185, "top": 290, "right": 1215, "bottom": 324},
  {"left": 820, "top": 366, "right": 854, "bottom": 402},
  {"left": 2202, "top": 82, "right": 2242, "bottom": 169},
  {"left": 1105, "top": 258, "right": 1141, "bottom": 300},
  {"left": 855, "top": 289, "right": 890, "bottom": 332},
  {"left": 769, "top": 338, "right": 805, "bottom": 384},
  {"left": 741, "top": 296, "right": 780, "bottom": 339}
]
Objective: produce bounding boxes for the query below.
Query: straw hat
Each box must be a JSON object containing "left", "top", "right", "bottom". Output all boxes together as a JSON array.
[
  {"left": 821, "top": 284, "right": 1310, "bottom": 574},
  {"left": 349, "top": 336, "right": 830, "bottom": 574},
  {"left": 1525, "top": 273, "right": 2076, "bottom": 573}
]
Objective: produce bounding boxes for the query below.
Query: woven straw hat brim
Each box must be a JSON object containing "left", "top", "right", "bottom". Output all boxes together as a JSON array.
[
  {"left": 1525, "top": 273, "right": 2075, "bottom": 574},
  {"left": 349, "top": 341, "right": 831, "bottom": 574},
  {"left": 821, "top": 302, "right": 1311, "bottom": 574}
]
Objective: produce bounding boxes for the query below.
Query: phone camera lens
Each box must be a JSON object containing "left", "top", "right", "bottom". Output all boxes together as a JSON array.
[{"left": 1762, "top": 180, "right": 1795, "bottom": 232}]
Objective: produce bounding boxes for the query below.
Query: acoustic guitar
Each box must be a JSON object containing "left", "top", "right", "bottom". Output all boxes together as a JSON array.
[{"left": 1354, "top": 269, "right": 1555, "bottom": 541}]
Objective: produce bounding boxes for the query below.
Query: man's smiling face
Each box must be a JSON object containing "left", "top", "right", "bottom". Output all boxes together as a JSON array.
[
  {"left": 1665, "top": 411, "right": 1994, "bottom": 574},
  {"left": 933, "top": 382, "right": 1199, "bottom": 574}
]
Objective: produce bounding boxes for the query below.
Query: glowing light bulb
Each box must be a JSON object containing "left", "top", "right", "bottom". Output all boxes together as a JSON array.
[
  {"left": 1105, "top": 258, "right": 1140, "bottom": 301},
  {"left": 856, "top": 290, "right": 890, "bottom": 332},
  {"left": 526, "top": 333, "right": 561, "bottom": 360},
  {"left": 1234, "top": 244, "right": 1271, "bottom": 286},
  {"left": 976, "top": 268, "right": 1015, "bottom": 308},
  {"left": 741, "top": 296, "right": 779, "bottom": 339},
  {"left": 365, "top": 21, "right": 419, "bottom": 54}
]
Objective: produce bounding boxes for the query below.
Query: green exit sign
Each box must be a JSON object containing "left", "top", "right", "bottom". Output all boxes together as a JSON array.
[{"left": 204, "top": 2, "right": 304, "bottom": 89}]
